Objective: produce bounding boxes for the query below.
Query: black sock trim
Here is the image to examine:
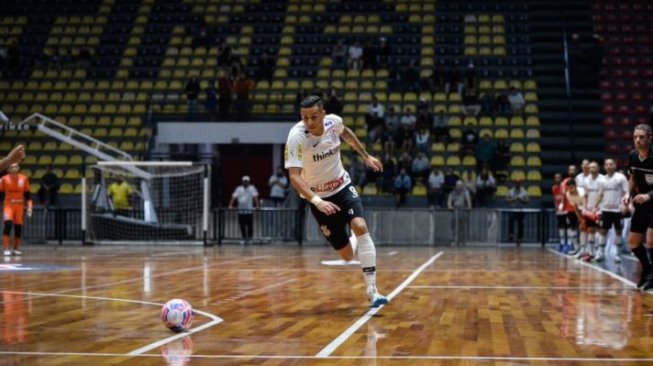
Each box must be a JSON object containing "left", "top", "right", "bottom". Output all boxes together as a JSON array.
[{"left": 362, "top": 266, "right": 376, "bottom": 273}]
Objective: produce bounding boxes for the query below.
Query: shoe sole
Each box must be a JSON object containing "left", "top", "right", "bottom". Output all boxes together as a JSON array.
[{"left": 369, "top": 297, "right": 389, "bottom": 308}]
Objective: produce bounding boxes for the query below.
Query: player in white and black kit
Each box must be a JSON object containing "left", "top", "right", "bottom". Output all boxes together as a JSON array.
[
  {"left": 582, "top": 161, "right": 604, "bottom": 261},
  {"left": 599, "top": 159, "right": 628, "bottom": 263},
  {"left": 285, "top": 95, "right": 388, "bottom": 307},
  {"left": 624, "top": 124, "right": 653, "bottom": 291},
  {"left": 597, "top": 158, "right": 628, "bottom": 263}
]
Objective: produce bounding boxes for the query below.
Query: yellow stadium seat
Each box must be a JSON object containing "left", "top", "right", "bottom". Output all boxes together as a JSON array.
[
  {"left": 495, "top": 128, "right": 509, "bottom": 139},
  {"left": 362, "top": 184, "right": 378, "bottom": 195},
  {"left": 446, "top": 156, "right": 461, "bottom": 166},
  {"left": 527, "top": 171, "right": 542, "bottom": 181},
  {"left": 510, "top": 129, "right": 524, "bottom": 139},
  {"left": 527, "top": 156, "right": 542, "bottom": 167},
  {"left": 462, "top": 156, "right": 476, "bottom": 167},
  {"left": 431, "top": 143, "right": 445, "bottom": 152},
  {"left": 527, "top": 186, "right": 542, "bottom": 197},
  {"left": 412, "top": 184, "right": 427, "bottom": 196},
  {"left": 526, "top": 143, "right": 541, "bottom": 153},
  {"left": 446, "top": 142, "right": 460, "bottom": 152},
  {"left": 510, "top": 156, "right": 525, "bottom": 166},
  {"left": 495, "top": 117, "right": 509, "bottom": 126},
  {"left": 526, "top": 129, "right": 540, "bottom": 139},
  {"left": 496, "top": 185, "right": 508, "bottom": 197},
  {"left": 510, "top": 143, "right": 525, "bottom": 153},
  {"left": 510, "top": 116, "right": 524, "bottom": 126},
  {"left": 510, "top": 170, "right": 526, "bottom": 181},
  {"left": 430, "top": 156, "right": 445, "bottom": 167}
]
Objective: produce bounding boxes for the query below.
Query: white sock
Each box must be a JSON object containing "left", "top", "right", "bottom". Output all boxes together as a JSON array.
[
  {"left": 598, "top": 234, "right": 606, "bottom": 247},
  {"left": 580, "top": 232, "right": 588, "bottom": 246},
  {"left": 349, "top": 232, "right": 358, "bottom": 257},
  {"left": 357, "top": 233, "right": 377, "bottom": 290},
  {"left": 558, "top": 229, "right": 566, "bottom": 244},
  {"left": 615, "top": 235, "right": 622, "bottom": 247},
  {"left": 569, "top": 229, "right": 578, "bottom": 246}
]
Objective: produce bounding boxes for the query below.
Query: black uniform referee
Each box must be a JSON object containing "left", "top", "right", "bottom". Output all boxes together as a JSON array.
[{"left": 623, "top": 124, "right": 653, "bottom": 290}]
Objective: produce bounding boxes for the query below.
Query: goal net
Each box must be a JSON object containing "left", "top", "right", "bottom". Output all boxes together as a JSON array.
[{"left": 83, "top": 161, "right": 210, "bottom": 245}]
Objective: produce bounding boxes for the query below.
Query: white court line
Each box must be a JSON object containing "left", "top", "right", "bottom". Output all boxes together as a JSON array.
[
  {"left": 0, "top": 255, "right": 271, "bottom": 306},
  {"left": 213, "top": 278, "right": 297, "bottom": 305},
  {"left": 315, "top": 251, "right": 444, "bottom": 358},
  {"left": 387, "top": 251, "right": 398, "bottom": 256},
  {"left": 547, "top": 248, "right": 637, "bottom": 288},
  {"left": 3, "top": 351, "right": 653, "bottom": 363},
  {"left": 3, "top": 291, "right": 222, "bottom": 355},
  {"left": 408, "top": 285, "right": 630, "bottom": 290}
]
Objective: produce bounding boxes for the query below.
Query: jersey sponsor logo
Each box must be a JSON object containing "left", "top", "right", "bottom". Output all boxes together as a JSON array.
[
  {"left": 324, "top": 120, "right": 334, "bottom": 128},
  {"left": 285, "top": 144, "right": 303, "bottom": 162},
  {"left": 312, "top": 146, "right": 339, "bottom": 162},
  {"left": 310, "top": 176, "right": 345, "bottom": 193}
]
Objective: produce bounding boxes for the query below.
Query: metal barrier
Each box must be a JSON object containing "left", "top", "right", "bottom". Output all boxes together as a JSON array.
[{"left": 19, "top": 207, "right": 563, "bottom": 246}]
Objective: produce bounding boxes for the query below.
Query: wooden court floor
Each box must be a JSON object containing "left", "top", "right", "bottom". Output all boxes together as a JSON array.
[{"left": 1, "top": 244, "right": 653, "bottom": 365}]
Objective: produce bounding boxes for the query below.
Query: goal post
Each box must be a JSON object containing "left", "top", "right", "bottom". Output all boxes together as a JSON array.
[{"left": 82, "top": 161, "right": 210, "bottom": 245}]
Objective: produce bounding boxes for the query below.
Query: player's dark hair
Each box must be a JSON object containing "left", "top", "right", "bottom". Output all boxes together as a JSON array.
[
  {"left": 634, "top": 124, "right": 652, "bottom": 136},
  {"left": 300, "top": 95, "right": 323, "bottom": 109}
]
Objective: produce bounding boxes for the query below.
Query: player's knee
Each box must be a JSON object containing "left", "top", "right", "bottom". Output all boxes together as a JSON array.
[
  {"left": 3, "top": 221, "right": 12, "bottom": 235},
  {"left": 13, "top": 225, "right": 21, "bottom": 238},
  {"left": 350, "top": 218, "right": 368, "bottom": 236}
]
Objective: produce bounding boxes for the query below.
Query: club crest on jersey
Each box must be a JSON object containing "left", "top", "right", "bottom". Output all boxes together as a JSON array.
[
  {"left": 319, "top": 225, "right": 331, "bottom": 237},
  {"left": 324, "top": 120, "right": 334, "bottom": 128},
  {"left": 328, "top": 129, "right": 338, "bottom": 143}
]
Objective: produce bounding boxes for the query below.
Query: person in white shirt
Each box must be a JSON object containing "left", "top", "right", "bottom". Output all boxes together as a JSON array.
[
  {"left": 582, "top": 161, "right": 605, "bottom": 261},
  {"left": 574, "top": 159, "right": 591, "bottom": 252},
  {"left": 228, "top": 176, "right": 260, "bottom": 241},
  {"left": 268, "top": 166, "right": 288, "bottom": 207},
  {"left": 507, "top": 87, "right": 525, "bottom": 115},
  {"left": 506, "top": 180, "right": 529, "bottom": 245},
  {"left": 348, "top": 41, "right": 363, "bottom": 71},
  {"left": 427, "top": 167, "right": 444, "bottom": 208},
  {"left": 285, "top": 95, "right": 388, "bottom": 308},
  {"left": 597, "top": 158, "right": 629, "bottom": 263}
]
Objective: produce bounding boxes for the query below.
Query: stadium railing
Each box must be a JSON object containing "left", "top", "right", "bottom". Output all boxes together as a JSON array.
[{"left": 20, "top": 207, "right": 559, "bottom": 246}]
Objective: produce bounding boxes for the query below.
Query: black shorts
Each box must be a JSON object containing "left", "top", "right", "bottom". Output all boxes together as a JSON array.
[
  {"left": 566, "top": 212, "right": 578, "bottom": 229},
  {"left": 585, "top": 218, "right": 599, "bottom": 229},
  {"left": 309, "top": 184, "right": 365, "bottom": 250},
  {"left": 630, "top": 203, "right": 653, "bottom": 234},
  {"left": 601, "top": 211, "right": 623, "bottom": 231}
]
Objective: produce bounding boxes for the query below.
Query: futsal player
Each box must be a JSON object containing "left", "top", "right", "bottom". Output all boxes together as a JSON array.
[
  {"left": 0, "top": 163, "right": 32, "bottom": 256},
  {"left": 623, "top": 124, "right": 653, "bottom": 291},
  {"left": 581, "top": 161, "right": 604, "bottom": 261},
  {"left": 597, "top": 159, "right": 628, "bottom": 263},
  {"left": 285, "top": 95, "right": 388, "bottom": 308}
]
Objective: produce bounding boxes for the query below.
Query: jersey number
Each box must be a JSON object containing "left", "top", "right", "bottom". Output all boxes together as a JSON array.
[{"left": 349, "top": 186, "right": 359, "bottom": 198}]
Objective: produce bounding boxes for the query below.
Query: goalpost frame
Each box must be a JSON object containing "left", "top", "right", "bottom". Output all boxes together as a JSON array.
[{"left": 82, "top": 161, "right": 211, "bottom": 246}]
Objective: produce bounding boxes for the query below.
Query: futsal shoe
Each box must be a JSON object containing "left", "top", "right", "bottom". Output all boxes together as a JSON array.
[
  {"left": 614, "top": 253, "right": 622, "bottom": 264},
  {"left": 638, "top": 269, "right": 652, "bottom": 289},
  {"left": 368, "top": 288, "right": 389, "bottom": 308},
  {"left": 593, "top": 250, "right": 604, "bottom": 262},
  {"left": 12, "top": 250, "right": 21, "bottom": 256},
  {"left": 580, "top": 253, "right": 594, "bottom": 262},
  {"left": 3, "top": 250, "right": 10, "bottom": 256},
  {"left": 641, "top": 273, "right": 653, "bottom": 293}
]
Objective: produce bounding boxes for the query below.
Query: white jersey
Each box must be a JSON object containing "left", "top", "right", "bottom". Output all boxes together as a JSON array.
[
  {"left": 575, "top": 173, "right": 590, "bottom": 190},
  {"left": 284, "top": 114, "right": 350, "bottom": 198},
  {"left": 584, "top": 174, "right": 605, "bottom": 210},
  {"left": 600, "top": 172, "right": 628, "bottom": 212}
]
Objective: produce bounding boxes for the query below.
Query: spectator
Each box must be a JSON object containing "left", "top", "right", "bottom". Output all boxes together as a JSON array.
[
  {"left": 397, "top": 151, "right": 413, "bottom": 172},
  {"left": 217, "top": 40, "right": 233, "bottom": 67},
  {"left": 332, "top": 38, "right": 347, "bottom": 70},
  {"left": 217, "top": 70, "right": 233, "bottom": 120},
  {"left": 379, "top": 152, "right": 396, "bottom": 193},
  {"left": 474, "top": 133, "right": 496, "bottom": 170},
  {"left": 192, "top": 23, "right": 211, "bottom": 49},
  {"left": 507, "top": 87, "right": 526, "bottom": 115},
  {"left": 37, "top": 165, "right": 59, "bottom": 208},
  {"left": 324, "top": 88, "right": 343, "bottom": 115},
  {"left": 449, "top": 67, "right": 464, "bottom": 95},
  {"left": 365, "top": 96, "right": 385, "bottom": 136},
  {"left": 551, "top": 173, "right": 569, "bottom": 247},
  {"left": 443, "top": 167, "right": 460, "bottom": 198},
  {"left": 403, "top": 59, "right": 420, "bottom": 92},
  {"left": 204, "top": 80, "right": 218, "bottom": 121},
  {"left": 494, "top": 91, "right": 511, "bottom": 115},
  {"left": 479, "top": 92, "right": 494, "bottom": 116},
  {"left": 414, "top": 127, "right": 430, "bottom": 154},
  {"left": 462, "top": 85, "right": 481, "bottom": 116},
  {"left": 394, "top": 167, "right": 412, "bottom": 207},
  {"left": 256, "top": 52, "right": 274, "bottom": 82},
  {"left": 348, "top": 155, "right": 366, "bottom": 188},
  {"left": 395, "top": 125, "right": 414, "bottom": 154},
  {"left": 475, "top": 166, "right": 496, "bottom": 207},
  {"left": 228, "top": 175, "right": 260, "bottom": 243},
  {"left": 461, "top": 168, "right": 477, "bottom": 206},
  {"left": 464, "top": 61, "right": 477, "bottom": 90},
  {"left": 460, "top": 123, "right": 478, "bottom": 156},
  {"left": 376, "top": 37, "right": 390, "bottom": 69},
  {"left": 427, "top": 166, "right": 445, "bottom": 208},
  {"left": 506, "top": 180, "right": 529, "bottom": 246},
  {"left": 362, "top": 39, "right": 378, "bottom": 71},
  {"left": 493, "top": 137, "right": 510, "bottom": 179},
  {"left": 108, "top": 177, "right": 133, "bottom": 216},
  {"left": 348, "top": 41, "right": 363, "bottom": 71},
  {"left": 400, "top": 107, "right": 416, "bottom": 130},
  {"left": 184, "top": 76, "right": 200, "bottom": 120},
  {"left": 432, "top": 110, "right": 450, "bottom": 143},
  {"left": 384, "top": 106, "right": 400, "bottom": 134},
  {"left": 416, "top": 106, "right": 433, "bottom": 132},
  {"left": 411, "top": 152, "right": 430, "bottom": 184},
  {"left": 448, "top": 180, "right": 472, "bottom": 246},
  {"left": 233, "top": 73, "right": 255, "bottom": 120},
  {"left": 268, "top": 166, "right": 288, "bottom": 207}
]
